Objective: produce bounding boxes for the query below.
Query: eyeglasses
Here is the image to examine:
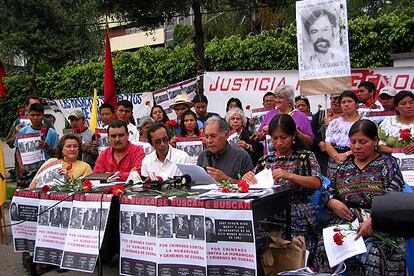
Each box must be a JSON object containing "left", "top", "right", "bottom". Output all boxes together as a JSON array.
[{"left": 153, "top": 136, "right": 170, "bottom": 145}]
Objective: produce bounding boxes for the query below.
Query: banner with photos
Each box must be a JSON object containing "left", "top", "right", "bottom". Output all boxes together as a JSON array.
[
  {"left": 176, "top": 137, "right": 204, "bottom": 164},
  {"left": 17, "top": 133, "right": 45, "bottom": 172},
  {"left": 392, "top": 153, "right": 414, "bottom": 187}
]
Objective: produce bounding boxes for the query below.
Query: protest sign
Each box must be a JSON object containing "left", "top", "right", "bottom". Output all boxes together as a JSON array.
[
  {"left": 34, "top": 159, "right": 65, "bottom": 188},
  {"left": 176, "top": 137, "right": 204, "bottom": 164},
  {"left": 34, "top": 192, "right": 73, "bottom": 265},
  {"left": 10, "top": 190, "right": 40, "bottom": 252},
  {"left": 17, "top": 133, "right": 45, "bottom": 172},
  {"left": 392, "top": 153, "right": 414, "bottom": 187}
]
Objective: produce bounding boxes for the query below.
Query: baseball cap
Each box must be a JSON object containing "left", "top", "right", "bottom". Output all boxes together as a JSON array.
[
  {"left": 379, "top": 86, "right": 397, "bottom": 97},
  {"left": 68, "top": 110, "right": 85, "bottom": 120}
]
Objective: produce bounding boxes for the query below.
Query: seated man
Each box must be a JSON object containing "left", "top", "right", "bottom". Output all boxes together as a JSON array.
[
  {"left": 94, "top": 120, "right": 145, "bottom": 181},
  {"left": 141, "top": 123, "right": 191, "bottom": 180},
  {"left": 197, "top": 116, "right": 253, "bottom": 183}
]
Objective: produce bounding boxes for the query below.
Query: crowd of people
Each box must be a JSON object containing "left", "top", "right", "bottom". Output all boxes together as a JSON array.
[{"left": 6, "top": 80, "right": 414, "bottom": 274}]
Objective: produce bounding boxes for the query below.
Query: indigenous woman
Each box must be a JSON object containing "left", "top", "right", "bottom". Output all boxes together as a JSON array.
[
  {"left": 295, "top": 95, "right": 312, "bottom": 120},
  {"left": 379, "top": 90, "right": 414, "bottom": 155},
  {"left": 226, "top": 97, "right": 243, "bottom": 112},
  {"left": 226, "top": 108, "right": 263, "bottom": 166},
  {"left": 137, "top": 116, "right": 155, "bottom": 142},
  {"left": 315, "top": 120, "right": 405, "bottom": 275},
  {"left": 179, "top": 110, "right": 200, "bottom": 138},
  {"left": 325, "top": 90, "right": 362, "bottom": 179},
  {"left": 243, "top": 114, "right": 321, "bottom": 259},
  {"left": 29, "top": 134, "right": 92, "bottom": 188},
  {"left": 150, "top": 105, "right": 169, "bottom": 124}
]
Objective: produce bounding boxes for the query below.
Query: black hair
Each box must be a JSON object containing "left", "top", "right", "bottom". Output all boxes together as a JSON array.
[
  {"left": 358, "top": 81, "right": 376, "bottom": 96},
  {"left": 100, "top": 103, "right": 115, "bottom": 114},
  {"left": 180, "top": 110, "right": 199, "bottom": 136},
  {"left": 28, "top": 103, "right": 44, "bottom": 113},
  {"left": 348, "top": 119, "right": 378, "bottom": 140},
  {"left": 268, "top": 114, "right": 307, "bottom": 151},
  {"left": 192, "top": 94, "right": 208, "bottom": 104},
  {"left": 394, "top": 90, "right": 414, "bottom": 107},
  {"left": 150, "top": 105, "right": 169, "bottom": 123},
  {"left": 339, "top": 90, "right": 359, "bottom": 105},
  {"left": 295, "top": 96, "right": 311, "bottom": 108},
  {"left": 148, "top": 123, "right": 170, "bottom": 145},
  {"left": 116, "top": 100, "right": 133, "bottom": 110},
  {"left": 226, "top": 98, "right": 243, "bottom": 112},
  {"left": 107, "top": 119, "right": 128, "bottom": 134},
  {"left": 304, "top": 9, "right": 336, "bottom": 36},
  {"left": 24, "top": 96, "right": 41, "bottom": 106},
  {"left": 44, "top": 114, "right": 56, "bottom": 121},
  {"left": 263, "top": 92, "right": 275, "bottom": 102},
  {"left": 57, "top": 134, "right": 82, "bottom": 160}
]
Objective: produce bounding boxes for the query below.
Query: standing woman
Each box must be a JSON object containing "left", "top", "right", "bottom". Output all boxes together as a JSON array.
[
  {"left": 325, "top": 90, "right": 361, "bottom": 179},
  {"left": 295, "top": 95, "right": 312, "bottom": 121},
  {"left": 150, "top": 105, "right": 169, "bottom": 124},
  {"left": 226, "top": 97, "right": 243, "bottom": 112},
  {"left": 243, "top": 114, "right": 321, "bottom": 260},
  {"left": 179, "top": 110, "right": 200, "bottom": 138},
  {"left": 379, "top": 90, "right": 414, "bottom": 154}
]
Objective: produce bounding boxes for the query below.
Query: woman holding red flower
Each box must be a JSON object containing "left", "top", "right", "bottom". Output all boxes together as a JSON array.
[
  {"left": 29, "top": 134, "right": 92, "bottom": 188},
  {"left": 379, "top": 90, "right": 414, "bottom": 154}
]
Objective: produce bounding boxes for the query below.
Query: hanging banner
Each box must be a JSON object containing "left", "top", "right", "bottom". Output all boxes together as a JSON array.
[
  {"left": 34, "top": 192, "right": 74, "bottom": 265},
  {"left": 203, "top": 67, "right": 414, "bottom": 116},
  {"left": 60, "top": 193, "right": 112, "bottom": 273},
  {"left": 205, "top": 199, "right": 256, "bottom": 276},
  {"left": 296, "top": 0, "right": 351, "bottom": 81},
  {"left": 119, "top": 195, "right": 159, "bottom": 276},
  {"left": 10, "top": 190, "right": 40, "bottom": 252}
]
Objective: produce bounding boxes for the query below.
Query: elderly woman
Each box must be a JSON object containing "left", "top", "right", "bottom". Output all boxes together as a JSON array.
[
  {"left": 137, "top": 116, "right": 155, "bottom": 142},
  {"left": 150, "top": 105, "right": 169, "bottom": 124},
  {"left": 29, "top": 134, "right": 92, "bottom": 188},
  {"left": 315, "top": 119, "right": 405, "bottom": 275},
  {"left": 325, "top": 90, "right": 362, "bottom": 179},
  {"left": 295, "top": 95, "right": 312, "bottom": 120},
  {"left": 379, "top": 90, "right": 414, "bottom": 155},
  {"left": 226, "top": 108, "right": 263, "bottom": 166},
  {"left": 258, "top": 85, "right": 314, "bottom": 147},
  {"left": 244, "top": 114, "right": 321, "bottom": 260}
]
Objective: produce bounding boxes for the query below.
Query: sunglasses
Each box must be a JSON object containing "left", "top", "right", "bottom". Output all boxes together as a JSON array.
[{"left": 153, "top": 136, "right": 170, "bottom": 145}]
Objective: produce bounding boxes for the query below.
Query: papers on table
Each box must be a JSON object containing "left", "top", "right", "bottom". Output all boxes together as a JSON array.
[
  {"left": 323, "top": 220, "right": 367, "bottom": 268},
  {"left": 196, "top": 188, "right": 271, "bottom": 199},
  {"left": 249, "top": 168, "right": 274, "bottom": 188},
  {"left": 176, "top": 163, "right": 218, "bottom": 185}
]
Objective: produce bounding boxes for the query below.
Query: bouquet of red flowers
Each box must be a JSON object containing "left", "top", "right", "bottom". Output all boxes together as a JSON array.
[
  {"left": 400, "top": 128, "right": 412, "bottom": 142},
  {"left": 165, "top": 120, "right": 179, "bottom": 137},
  {"left": 220, "top": 179, "right": 250, "bottom": 193}
]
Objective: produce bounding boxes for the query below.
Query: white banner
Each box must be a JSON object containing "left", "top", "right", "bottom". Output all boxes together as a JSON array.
[
  {"left": 296, "top": 0, "right": 350, "bottom": 80},
  {"left": 392, "top": 153, "right": 414, "bottom": 187},
  {"left": 203, "top": 67, "right": 414, "bottom": 116}
]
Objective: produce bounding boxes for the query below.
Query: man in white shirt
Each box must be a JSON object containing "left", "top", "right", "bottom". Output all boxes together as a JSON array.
[
  {"left": 116, "top": 100, "right": 140, "bottom": 144},
  {"left": 141, "top": 123, "right": 191, "bottom": 180}
]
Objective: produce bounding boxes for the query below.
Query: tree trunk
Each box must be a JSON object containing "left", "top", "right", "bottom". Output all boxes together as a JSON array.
[{"left": 192, "top": 0, "right": 206, "bottom": 74}]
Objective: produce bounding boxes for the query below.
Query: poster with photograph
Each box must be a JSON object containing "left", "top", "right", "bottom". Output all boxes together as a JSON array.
[
  {"left": 296, "top": 0, "right": 350, "bottom": 80},
  {"left": 227, "top": 130, "right": 240, "bottom": 147},
  {"left": 137, "top": 140, "right": 155, "bottom": 156},
  {"left": 157, "top": 197, "right": 207, "bottom": 275},
  {"left": 205, "top": 199, "right": 257, "bottom": 276},
  {"left": 119, "top": 195, "right": 159, "bottom": 276},
  {"left": 17, "top": 133, "right": 45, "bottom": 171},
  {"left": 392, "top": 153, "right": 414, "bottom": 187},
  {"left": 34, "top": 159, "right": 65, "bottom": 188},
  {"left": 95, "top": 128, "right": 110, "bottom": 154},
  {"left": 34, "top": 192, "right": 74, "bottom": 265},
  {"left": 10, "top": 190, "right": 40, "bottom": 252},
  {"left": 19, "top": 118, "right": 32, "bottom": 128},
  {"left": 60, "top": 193, "right": 112, "bottom": 273},
  {"left": 251, "top": 107, "right": 271, "bottom": 131},
  {"left": 176, "top": 137, "right": 204, "bottom": 164}
]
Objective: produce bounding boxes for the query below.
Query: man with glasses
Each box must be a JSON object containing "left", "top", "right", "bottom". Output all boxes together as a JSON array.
[
  {"left": 141, "top": 123, "right": 191, "bottom": 179},
  {"left": 94, "top": 120, "right": 145, "bottom": 181}
]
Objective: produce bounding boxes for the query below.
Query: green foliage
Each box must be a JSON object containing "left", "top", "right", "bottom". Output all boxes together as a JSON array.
[{"left": 173, "top": 24, "right": 194, "bottom": 46}]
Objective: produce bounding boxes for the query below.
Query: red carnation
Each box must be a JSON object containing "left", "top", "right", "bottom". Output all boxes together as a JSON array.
[
  {"left": 246, "top": 105, "right": 251, "bottom": 110},
  {"left": 95, "top": 129, "right": 101, "bottom": 139},
  {"left": 41, "top": 127, "right": 47, "bottom": 140},
  {"left": 41, "top": 185, "right": 51, "bottom": 192},
  {"left": 66, "top": 163, "right": 73, "bottom": 171},
  {"left": 333, "top": 227, "right": 341, "bottom": 232},
  {"left": 82, "top": 179, "right": 93, "bottom": 193},
  {"left": 237, "top": 179, "right": 249, "bottom": 193},
  {"left": 400, "top": 129, "right": 412, "bottom": 141},
  {"left": 105, "top": 184, "right": 125, "bottom": 196},
  {"left": 165, "top": 120, "right": 179, "bottom": 128},
  {"left": 19, "top": 107, "right": 25, "bottom": 117},
  {"left": 333, "top": 232, "right": 345, "bottom": 246},
  {"left": 221, "top": 187, "right": 230, "bottom": 193}
]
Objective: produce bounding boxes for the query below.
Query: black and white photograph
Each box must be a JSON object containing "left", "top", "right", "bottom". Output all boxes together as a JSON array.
[
  {"left": 167, "top": 88, "right": 182, "bottom": 101},
  {"left": 10, "top": 202, "right": 20, "bottom": 221},
  {"left": 154, "top": 93, "right": 169, "bottom": 105},
  {"left": 69, "top": 207, "right": 84, "bottom": 229},
  {"left": 190, "top": 215, "right": 205, "bottom": 240},
  {"left": 120, "top": 211, "right": 132, "bottom": 234},
  {"left": 174, "top": 214, "right": 189, "bottom": 239},
  {"left": 157, "top": 214, "right": 173, "bottom": 238},
  {"left": 227, "top": 131, "right": 240, "bottom": 147},
  {"left": 205, "top": 217, "right": 217, "bottom": 243},
  {"left": 132, "top": 212, "right": 146, "bottom": 236},
  {"left": 38, "top": 205, "right": 50, "bottom": 226},
  {"left": 95, "top": 209, "right": 108, "bottom": 231},
  {"left": 146, "top": 213, "right": 156, "bottom": 237},
  {"left": 176, "top": 140, "right": 204, "bottom": 164},
  {"left": 61, "top": 207, "right": 70, "bottom": 228},
  {"left": 83, "top": 208, "right": 97, "bottom": 230},
  {"left": 50, "top": 206, "right": 61, "bottom": 227}
]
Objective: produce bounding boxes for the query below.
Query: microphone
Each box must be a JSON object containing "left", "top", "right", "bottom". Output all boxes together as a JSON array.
[
  {"left": 142, "top": 176, "right": 164, "bottom": 189},
  {"left": 171, "top": 174, "right": 192, "bottom": 186},
  {"left": 206, "top": 151, "right": 213, "bottom": 168}
]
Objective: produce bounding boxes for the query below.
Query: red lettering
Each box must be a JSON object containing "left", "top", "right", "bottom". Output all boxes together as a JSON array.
[
  {"left": 394, "top": 74, "right": 409, "bottom": 89},
  {"left": 232, "top": 78, "right": 242, "bottom": 91}
]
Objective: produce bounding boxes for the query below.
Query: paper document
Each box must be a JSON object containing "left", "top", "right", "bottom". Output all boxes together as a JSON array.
[
  {"left": 250, "top": 168, "right": 274, "bottom": 188},
  {"left": 176, "top": 164, "right": 218, "bottom": 185}
]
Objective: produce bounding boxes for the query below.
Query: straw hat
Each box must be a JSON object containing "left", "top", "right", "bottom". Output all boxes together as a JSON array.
[{"left": 169, "top": 94, "right": 194, "bottom": 109}]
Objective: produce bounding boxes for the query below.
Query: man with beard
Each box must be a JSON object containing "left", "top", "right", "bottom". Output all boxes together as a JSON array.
[{"left": 304, "top": 9, "right": 338, "bottom": 66}]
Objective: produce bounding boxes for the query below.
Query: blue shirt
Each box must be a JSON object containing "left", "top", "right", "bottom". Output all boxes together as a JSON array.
[{"left": 15, "top": 126, "right": 59, "bottom": 160}]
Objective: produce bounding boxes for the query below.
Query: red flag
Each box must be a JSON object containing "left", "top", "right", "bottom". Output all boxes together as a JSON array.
[
  {"left": 0, "top": 61, "right": 6, "bottom": 97},
  {"left": 104, "top": 30, "right": 117, "bottom": 108}
]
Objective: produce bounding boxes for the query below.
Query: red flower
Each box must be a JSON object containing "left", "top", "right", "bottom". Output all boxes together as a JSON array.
[
  {"left": 41, "top": 185, "right": 51, "bottom": 192},
  {"left": 165, "top": 120, "right": 179, "bottom": 128},
  {"left": 105, "top": 184, "right": 125, "bottom": 196},
  {"left": 246, "top": 105, "right": 251, "bottom": 110},
  {"left": 333, "top": 232, "right": 345, "bottom": 246},
  {"left": 400, "top": 129, "right": 412, "bottom": 141},
  {"left": 237, "top": 179, "right": 249, "bottom": 193},
  {"left": 221, "top": 187, "right": 230, "bottom": 193},
  {"left": 41, "top": 127, "right": 47, "bottom": 140},
  {"left": 366, "top": 99, "right": 378, "bottom": 109},
  {"left": 82, "top": 179, "right": 92, "bottom": 193},
  {"left": 95, "top": 129, "right": 101, "bottom": 139},
  {"left": 19, "top": 107, "right": 26, "bottom": 117},
  {"left": 66, "top": 163, "right": 73, "bottom": 171},
  {"left": 333, "top": 227, "right": 341, "bottom": 232}
]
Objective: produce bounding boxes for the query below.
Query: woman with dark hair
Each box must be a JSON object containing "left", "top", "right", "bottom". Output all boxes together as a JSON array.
[
  {"left": 295, "top": 95, "right": 312, "bottom": 119},
  {"left": 315, "top": 119, "right": 405, "bottom": 275},
  {"left": 28, "top": 134, "right": 92, "bottom": 188},
  {"left": 150, "top": 105, "right": 169, "bottom": 124},
  {"left": 325, "top": 90, "right": 362, "bottom": 178},
  {"left": 179, "top": 110, "right": 199, "bottom": 137},
  {"left": 243, "top": 114, "right": 321, "bottom": 260},
  {"left": 379, "top": 90, "right": 414, "bottom": 154},
  {"left": 226, "top": 97, "right": 243, "bottom": 112}
]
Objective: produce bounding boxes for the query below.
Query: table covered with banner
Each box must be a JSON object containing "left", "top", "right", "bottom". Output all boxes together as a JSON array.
[{"left": 9, "top": 186, "right": 294, "bottom": 275}]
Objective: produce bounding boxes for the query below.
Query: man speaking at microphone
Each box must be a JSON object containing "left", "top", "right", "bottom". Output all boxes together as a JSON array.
[
  {"left": 141, "top": 123, "right": 191, "bottom": 179},
  {"left": 197, "top": 116, "right": 253, "bottom": 183}
]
